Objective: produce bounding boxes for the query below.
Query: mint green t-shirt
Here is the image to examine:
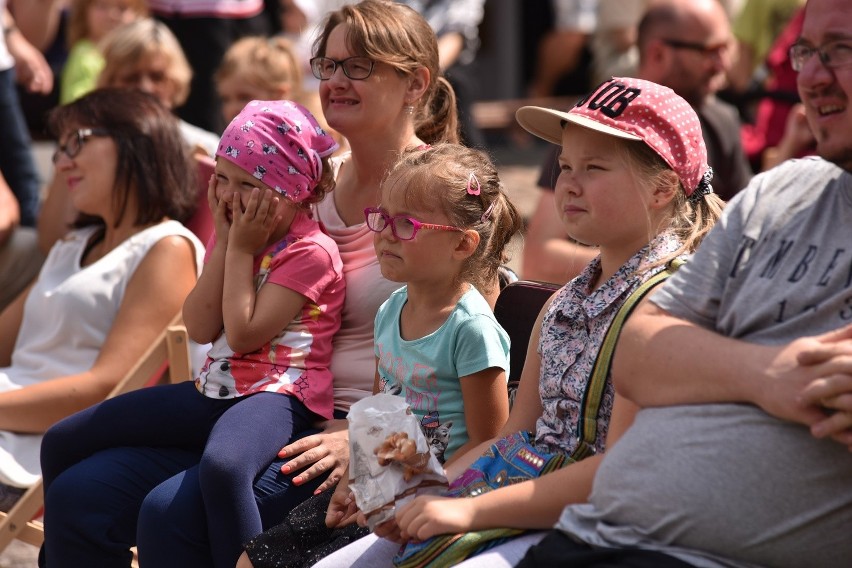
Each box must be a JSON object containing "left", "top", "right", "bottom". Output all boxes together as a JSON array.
[{"left": 374, "top": 286, "right": 510, "bottom": 462}]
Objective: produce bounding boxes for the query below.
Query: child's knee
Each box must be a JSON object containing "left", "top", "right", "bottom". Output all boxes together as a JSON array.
[
  {"left": 198, "top": 450, "right": 247, "bottom": 493},
  {"left": 40, "top": 420, "right": 75, "bottom": 477},
  {"left": 44, "top": 464, "right": 103, "bottom": 523}
]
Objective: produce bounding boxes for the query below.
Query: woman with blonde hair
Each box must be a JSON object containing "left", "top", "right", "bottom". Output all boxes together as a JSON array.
[
  {"left": 97, "top": 17, "right": 219, "bottom": 155},
  {"left": 214, "top": 35, "right": 340, "bottom": 148},
  {"left": 215, "top": 35, "right": 303, "bottom": 123}
]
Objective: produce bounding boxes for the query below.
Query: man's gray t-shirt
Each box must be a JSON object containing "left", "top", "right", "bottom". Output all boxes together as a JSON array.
[{"left": 556, "top": 158, "right": 852, "bottom": 568}]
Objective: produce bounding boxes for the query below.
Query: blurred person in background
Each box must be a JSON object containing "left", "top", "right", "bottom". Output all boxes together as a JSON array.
[
  {"left": 0, "top": 1, "right": 53, "bottom": 310},
  {"left": 148, "top": 0, "right": 273, "bottom": 134},
  {"left": 636, "top": 0, "right": 752, "bottom": 201}
]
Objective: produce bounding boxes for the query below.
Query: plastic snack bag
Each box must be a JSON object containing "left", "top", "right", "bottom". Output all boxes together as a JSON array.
[{"left": 347, "top": 393, "right": 448, "bottom": 529}]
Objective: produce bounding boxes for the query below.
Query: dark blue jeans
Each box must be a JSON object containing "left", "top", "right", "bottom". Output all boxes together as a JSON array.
[
  {"left": 516, "top": 530, "right": 695, "bottom": 568},
  {"left": 40, "top": 381, "right": 317, "bottom": 568},
  {"left": 0, "top": 67, "right": 41, "bottom": 227}
]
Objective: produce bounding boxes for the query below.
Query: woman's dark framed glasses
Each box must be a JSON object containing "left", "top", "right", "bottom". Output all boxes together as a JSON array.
[
  {"left": 52, "top": 128, "right": 109, "bottom": 164},
  {"left": 310, "top": 56, "right": 375, "bottom": 80},
  {"left": 364, "top": 207, "right": 463, "bottom": 241}
]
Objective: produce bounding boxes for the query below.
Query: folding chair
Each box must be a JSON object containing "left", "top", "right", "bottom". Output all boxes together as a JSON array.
[
  {"left": 0, "top": 154, "right": 216, "bottom": 555},
  {"left": 0, "top": 314, "right": 192, "bottom": 551},
  {"left": 493, "top": 280, "right": 560, "bottom": 405}
]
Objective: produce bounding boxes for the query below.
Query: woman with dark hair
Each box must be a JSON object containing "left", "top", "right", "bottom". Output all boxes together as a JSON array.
[
  {"left": 0, "top": 87, "right": 203, "bottom": 511},
  {"left": 39, "top": 2, "right": 467, "bottom": 567},
  {"left": 37, "top": 18, "right": 219, "bottom": 257}
]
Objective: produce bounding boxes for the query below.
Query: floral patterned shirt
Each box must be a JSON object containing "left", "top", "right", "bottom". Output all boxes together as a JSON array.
[{"left": 534, "top": 231, "right": 684, "bottom": 455}]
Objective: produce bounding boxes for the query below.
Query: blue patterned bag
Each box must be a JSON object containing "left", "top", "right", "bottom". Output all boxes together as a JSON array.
[{"left": 393, "top": 430, "right": 570, "bottom": 567}]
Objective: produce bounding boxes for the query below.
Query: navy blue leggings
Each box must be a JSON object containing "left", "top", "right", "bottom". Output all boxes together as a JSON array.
[{"left": 40, "top": 381, "right": 315, "bottom": 568}]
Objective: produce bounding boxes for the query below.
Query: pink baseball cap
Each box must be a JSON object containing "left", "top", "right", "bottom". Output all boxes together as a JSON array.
[
  {"left": 217, "top": 100, "right": 339, "bottom": 203},
  {"left": 516, "top": 77, "right": 712, "bottom": 196}
]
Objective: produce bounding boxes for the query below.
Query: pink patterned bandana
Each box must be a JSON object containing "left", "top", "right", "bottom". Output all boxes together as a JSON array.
[
  {"left": 516, "top": 77, "right": 711, "bottom": 196},
  {"left": 216, "top": 100, "right": 339, "bottom": 203}
]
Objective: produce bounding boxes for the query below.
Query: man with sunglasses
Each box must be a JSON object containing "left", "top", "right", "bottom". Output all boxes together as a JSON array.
[
  {"left": 514, "top": 0, "right": 852, "bottom": 566},
  {"left": 636, "top": 0, "right": 752, "bottom": 201}
]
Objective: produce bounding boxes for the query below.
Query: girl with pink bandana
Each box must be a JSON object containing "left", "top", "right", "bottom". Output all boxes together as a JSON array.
[{"left": 39, "top": 100, "right": 345, "bottom": 568}]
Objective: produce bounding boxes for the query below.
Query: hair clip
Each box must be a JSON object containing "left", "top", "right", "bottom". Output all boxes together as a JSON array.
[
  {"left": 466, "top": 172, "right": 481, "bottom": 196},
  {"left": 480, "top": 201, "right": 496, "bottom": 223},
  {"left": 688, "top": 167, "right": 714, "bottom": 203}
]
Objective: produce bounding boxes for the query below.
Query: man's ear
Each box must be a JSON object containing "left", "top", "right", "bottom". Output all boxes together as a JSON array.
[
  {"left": 454, "top": 229, "right": 480, "bottom": 260},
  {"left": 644, "top": 38, "right": 670, "bottom": 70},
  {"left": 406, "top": 66, "right": 431, "bottom": 105}
]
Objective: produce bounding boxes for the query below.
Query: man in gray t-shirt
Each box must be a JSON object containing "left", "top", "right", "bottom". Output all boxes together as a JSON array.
[{"left": 516, "top": 1, "right": 852, "bottom": 567}]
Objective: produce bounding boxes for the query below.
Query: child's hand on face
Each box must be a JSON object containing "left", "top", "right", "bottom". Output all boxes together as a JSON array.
[
  {"left": 208, "top": 174, "right": 231, "bottom": 245},
  {"left": 228, "top": 187, "right": 282, "bottom": 254}
]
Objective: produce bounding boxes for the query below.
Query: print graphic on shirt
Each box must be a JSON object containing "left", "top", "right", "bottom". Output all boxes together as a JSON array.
[
  {"left": 378, "top": 368, "right": 450, "bottom": 463},
  {"left": 420, "top": 411, "right": 452, "bottom": 464},
  {"left": 377, "top": 346, "right": 442, "bottom": 412},
  {"left": 195, "top": 231, "right": 324, "bottom": 398},
  {"left": 730, "top": 233, "right": 852, "bottom": 323}
]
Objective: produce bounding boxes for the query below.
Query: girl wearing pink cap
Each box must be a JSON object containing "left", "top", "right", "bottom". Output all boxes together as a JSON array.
[
  {"left": 40, "top": 100, "right": 345, "bottom": 568},
  {"left": 312, "top": 77, "right": 725, "bottom": 568}
]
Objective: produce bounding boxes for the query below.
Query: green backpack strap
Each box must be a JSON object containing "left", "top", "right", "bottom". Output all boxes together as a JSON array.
[{"left": 570, "top": 258, "right": 684, "bottom": 460}]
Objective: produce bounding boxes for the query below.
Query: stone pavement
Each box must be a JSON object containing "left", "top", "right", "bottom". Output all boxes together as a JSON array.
[{"left": 0, "top": 540, "right": 38, "bottom": 568}]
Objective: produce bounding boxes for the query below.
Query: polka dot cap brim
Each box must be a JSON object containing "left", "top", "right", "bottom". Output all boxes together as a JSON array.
[{"left": 515, "top": 77, "right": 709, "bottom": 195}]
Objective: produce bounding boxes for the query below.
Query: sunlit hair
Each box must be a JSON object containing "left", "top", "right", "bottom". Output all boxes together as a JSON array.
[
  {"left": 614, "top": 138, "right": 725, "bottom": 270},
  {"left": 215, "top": 36, "right": 303, "bottom": 96},
  {"left": 381, "top": 143, "right": 523, "bottom": 295},
  {"left": 48, "top": 88, "right": 196, "bottom": 229},
  {"left": 97, "top": 18, "right": 192, "bottom": 107},
  {"left": 312, "top": 0, "right": 459, "bottom": 144},
  {"left": 302, "top": 156, "right": 336, "bottom": 209},
  {"left": 66, "top": 0, "right": 148, "bottom": 47}
]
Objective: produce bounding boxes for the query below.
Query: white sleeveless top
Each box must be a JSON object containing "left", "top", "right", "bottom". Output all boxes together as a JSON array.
[
  {"left": 0, "top": 220, "right": 203, "bottom": 487},
  {"left": 0, "top": 0, "right": 14, "bottom": 72}
]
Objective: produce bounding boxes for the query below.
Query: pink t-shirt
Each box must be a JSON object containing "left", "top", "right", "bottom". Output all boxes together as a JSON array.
[{"left": 196, "top": 212, "right": 345, "bottom": 419}]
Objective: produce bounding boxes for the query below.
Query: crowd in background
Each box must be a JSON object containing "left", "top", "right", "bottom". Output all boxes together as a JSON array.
[{"left": 2, "top": 1, "right": 849, "bottom": 568}]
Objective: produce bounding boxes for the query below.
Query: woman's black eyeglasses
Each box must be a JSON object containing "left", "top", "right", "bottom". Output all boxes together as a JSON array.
[
  {"left": 52, "top": 128, "right": 110, "bottom": 164},
  {"left": 310, "top": 56, "right": 375, "bottom": 81}
]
